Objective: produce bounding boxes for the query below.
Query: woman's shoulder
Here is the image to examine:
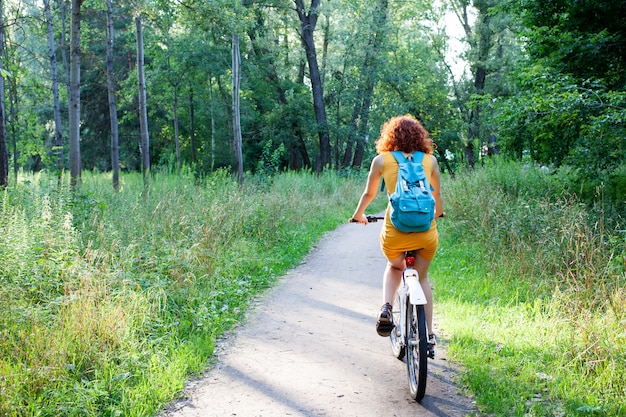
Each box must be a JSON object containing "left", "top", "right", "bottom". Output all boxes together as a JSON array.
[{"left": 370, "top": 153, "right": 386, "bottom": 170}]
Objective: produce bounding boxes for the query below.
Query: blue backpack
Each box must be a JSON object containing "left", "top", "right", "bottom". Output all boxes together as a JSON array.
[{"left": 388, "top": 151, "right": 436, "bottom": 233}]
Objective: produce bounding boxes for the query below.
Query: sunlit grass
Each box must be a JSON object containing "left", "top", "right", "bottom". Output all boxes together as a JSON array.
[
  {"left": 3, "top": 161, "right": 623, "bottom": 416},
  {"left": 432, "top": 160, "right": 626, "bottom": 417},
  {"left": 0, "top": 168, "right": 371, "bottom": 416}
]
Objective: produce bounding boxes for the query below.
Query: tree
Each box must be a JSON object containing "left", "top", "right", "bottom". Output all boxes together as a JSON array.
[
  {"left": 342, "top": 0, "right": 389, "bottom": 169},
  {"left": 135, "top": 13, "right": 150, "bottom": 183},
  {"left": 44, "top": 0, "right": 64, "bottom": 175},
  {"left": 106, "top": 0, "right": 120, "bottom": 190},
  {"left": 69, "top": 0, "right": 83, "bottom": 187},
  {"left": 517, "top": 0, "right": 626, "bottom": 90},
  {"left": 3, "top": 0, "right": 469, "bottom": 180},
  {"left": 232, "top": 34, "right": 243, "bottom": 184},
  {"left": 294, "top": 0, "right": 330, "bottom": 172},
  {"left": 445, "top": 0, "right": 518, "bottom": 166},
  {"left": 243, "top": 1, "right": 311, "bottom": 171},
  {"left": 0, "top": 0, "right": 8, "bottom": 187}
]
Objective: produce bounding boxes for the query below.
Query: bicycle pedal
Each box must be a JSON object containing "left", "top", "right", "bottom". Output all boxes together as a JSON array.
[{"left": 427, "top": 345, "right": 435, "bottom": 359}]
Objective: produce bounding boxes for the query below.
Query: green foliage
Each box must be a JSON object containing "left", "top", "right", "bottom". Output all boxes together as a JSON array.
[
  {"left": 433, "top": 161, "right": 626, "bottom": 416},
  {"left": 488, "top": 66, "right": 626, "bottom": 215},
  {"left": 0, "top": 170, "right": 367, "bottom": 416},
  {"left": 4, "top": 0, "right": 468, "bottom": 178},
  {"left": 256, "top": 141, "right": 285, "bottom": 176},
  {"left": 515, "top": 0, "right": 626, "bottom": 89}
]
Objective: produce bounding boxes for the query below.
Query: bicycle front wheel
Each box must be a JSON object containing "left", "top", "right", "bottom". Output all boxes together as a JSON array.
[
  {"left": 405, "top": 302, "right": 428, "bottom": 402},
  {"left": 389, "top": 291, "right": 405, "bottom": 359}
]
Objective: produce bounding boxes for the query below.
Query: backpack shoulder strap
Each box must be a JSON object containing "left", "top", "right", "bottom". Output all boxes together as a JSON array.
[
  {"left": 391, "top": 150, "right": 410, "bottom": 164},
  {"left": 413, "top": 151, "right": 425, "bottom": 165}
]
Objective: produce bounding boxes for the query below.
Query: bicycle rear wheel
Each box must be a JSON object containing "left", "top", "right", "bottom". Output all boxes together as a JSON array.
[
  {"left": 389, "top": 291, "right": 405, "bottom": 359},
  {"left": 405, "top": 301, "right": 428, "bottom": 402}
]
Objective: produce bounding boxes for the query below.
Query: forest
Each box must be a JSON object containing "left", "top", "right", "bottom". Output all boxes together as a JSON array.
[{"left": 0, "top": 0, "right": 623, "bottom": 209}]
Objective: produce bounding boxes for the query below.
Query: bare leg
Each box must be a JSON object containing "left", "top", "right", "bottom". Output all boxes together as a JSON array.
[
  {"left": 383, "top": 255, "right": 405, "bottom": 305},
  {"left": 375, "top": 255, "right": 405, "bottom": 336}
]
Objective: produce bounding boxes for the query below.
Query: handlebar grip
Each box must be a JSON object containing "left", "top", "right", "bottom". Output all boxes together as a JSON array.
[{"left": 350, "top": 215, "right": 384, "bottom": 223}]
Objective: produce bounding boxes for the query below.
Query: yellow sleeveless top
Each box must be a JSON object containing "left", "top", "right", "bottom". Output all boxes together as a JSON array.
[{"left": 379, "top": 151, "right": 439, "bottom": 260}]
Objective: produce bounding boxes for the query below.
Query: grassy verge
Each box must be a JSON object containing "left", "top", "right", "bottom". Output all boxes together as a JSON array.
[
  {"left": 4, "top": 161, "right": 622, "bottom": 417},
  {"left": 431, "top": 161, "right": 626, "bottom": 417},
  {"left": 0, "top": 169, "right": 372, "bottom": 416}
]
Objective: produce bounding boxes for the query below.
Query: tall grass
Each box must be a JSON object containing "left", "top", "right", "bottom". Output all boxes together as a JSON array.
[
  {"left": 433, "top": 160, "right": 626, "bottom": 416},
  {"left": 4, "top": 162, "right": 623, "bottom": 416},
  {"left": 0, "top": 169, "right": 370, "bottom": 416}
]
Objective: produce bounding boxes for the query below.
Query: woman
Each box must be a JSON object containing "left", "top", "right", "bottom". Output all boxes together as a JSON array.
[{"left": 351, "top": 115, "right": 444, "bottom": 352}]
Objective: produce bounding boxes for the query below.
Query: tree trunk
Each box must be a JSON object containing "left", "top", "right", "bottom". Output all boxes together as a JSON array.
[
  {"left": 69, "top": 0, "right": 83, "bottom": 188},
  {"left": 136, "top": 14, "right": 150, "bottom": 184},
  {"left": 60, "top": 0, "right": 70, "bottom": 107},
  {"left": 5, "top": 37, "right": 18, "bottom": 178},
  {"left": 351, "top": 50, "right": 381, "bottom": 169},
  {"left": 173, "top": 85, "right": 180, "bottom": 173},
  {"left": 208, "top": 77, "right": 216, "bottom": 171},
  {"left": 44, "top": 0, "right": 64, "bottom": 175},
  {"left": 0, "top": 0, "right": 8, "bottom": 187},
  {"left": 106, "top": 0, "right": 119, "bottom": 190},
  {"left": 189, "top": 89, "right": 196, "bottom": 164},
  {"left": 294, "top": 0, "right": 330, "bottom": 172},
  {"left": 341, "top": 88, "right": 363, "bottom": 169},
  {"left": 232, "top": 34, "right": 243, "bottom": 185},
  {"left": 7, "top": 64, "right": 18, "bottom": 180}
]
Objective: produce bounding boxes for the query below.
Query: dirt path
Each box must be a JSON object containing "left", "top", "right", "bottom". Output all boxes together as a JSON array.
[{"left": 160, "top": 220, "right": 477, "bottom": 417}]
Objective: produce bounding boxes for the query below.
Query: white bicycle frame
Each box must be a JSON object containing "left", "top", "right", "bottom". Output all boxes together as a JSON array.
[{"left": 395, "top": 266, "right": 429, "bottom": 349}]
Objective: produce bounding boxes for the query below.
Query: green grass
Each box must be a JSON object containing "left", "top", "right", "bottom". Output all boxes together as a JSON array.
[
  {"left": 0, "top": 168, "right": 373, "bottom": 416},
  {"left": 2, "top": 161, "right": 624, "bottom": 417},
  {"left": 431, "top": 160, "right": 626, "bottom": 417}
]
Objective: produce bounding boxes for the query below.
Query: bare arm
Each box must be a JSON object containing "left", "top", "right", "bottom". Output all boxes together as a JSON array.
[
  {"left": 351, "top": 154, "right": 384, "bottom": 224},
  {"left": 429, "top": 155, "right": 444, "bottom": 218}
]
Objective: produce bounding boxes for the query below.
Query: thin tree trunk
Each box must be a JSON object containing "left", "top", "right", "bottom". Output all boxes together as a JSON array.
[
  {"left": 60, "top": 0, "right": 69, "bottom": 104},
  {"left": 0, "top": 0, "right": 8, "bottom": 187},
  {"left": 189, "top": 89, "right": 196, "bottom": 164},
  {"left": 106, "top": 0, "right": 119, "bottom": 190},
  {"left": 5, "top": 32, "right": 18, "bottom": 178},
  {"left": 294, "top": 0, "right": 330, "bottom": 172},
  {"left": 69, "top": 0, "right": 83, "bottom": 188},
  {"left": 136, "top": 14, "right": 150, "bottom": 184},
  {"left": 173, "top": 85, "right": 180, "bottom": 173},
  {"left": 7, "top": 62, "right": 18, "bottom": 179},
  {"left": 164, "top": 44, "right": 181, "bottom": 174},
  {"left": 208, "top": 77, "right": 216, "bottom": 171},
  {"left": 44, "top": 0, "right": 64, "bottom": 175},
  {"left": 341, "top": 87, "right": 363, "bottom": 169},
  {"left": 232, "top": 34, "right": 243, "bottom": 185}
]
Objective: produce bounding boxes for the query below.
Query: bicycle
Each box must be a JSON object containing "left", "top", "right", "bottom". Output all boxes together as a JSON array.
[{"left": 350, "top": 214, "right": 431, "bottom": 402}]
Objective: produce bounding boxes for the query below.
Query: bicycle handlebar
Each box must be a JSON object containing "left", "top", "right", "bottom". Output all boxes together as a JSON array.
[
  {"left": 350, "top": 213, "right": 446, "bottom": 223},
  {"left": 350, "top": 215, "right": 384, "bottom": 223}
]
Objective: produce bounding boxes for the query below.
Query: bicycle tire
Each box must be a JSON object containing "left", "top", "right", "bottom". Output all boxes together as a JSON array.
[
  {"left": 405, "top": 301, "right": 428, "bottom": 402},
  {"left": 389, "top": 291, "right": 405, "bottom": 359}
]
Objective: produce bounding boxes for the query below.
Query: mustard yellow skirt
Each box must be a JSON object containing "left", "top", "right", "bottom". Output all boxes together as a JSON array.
[{"left": 379, "top": 209, "right": 439, "bottom": 261}]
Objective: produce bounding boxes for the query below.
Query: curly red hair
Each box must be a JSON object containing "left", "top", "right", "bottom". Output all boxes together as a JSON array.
[{"left": 375, "top": 115, "right": 433, "bottom": 155}]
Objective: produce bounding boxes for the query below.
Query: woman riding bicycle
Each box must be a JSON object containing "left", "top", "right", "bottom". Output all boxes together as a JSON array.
[{"left": 351, "top": 115, "right": 444, "bottom": 346}]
